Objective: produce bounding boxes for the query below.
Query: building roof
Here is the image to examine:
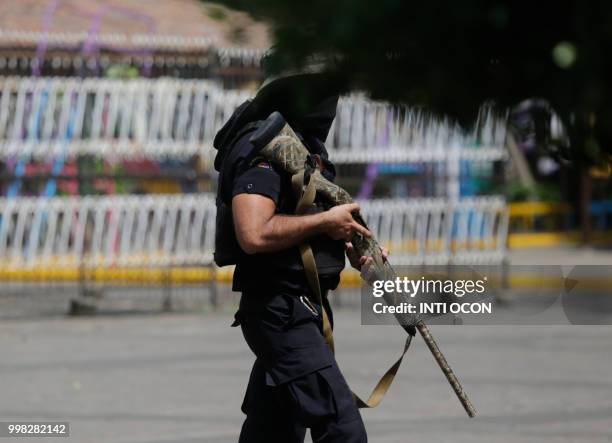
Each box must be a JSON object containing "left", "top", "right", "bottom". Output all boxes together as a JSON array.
[{"left": 0, "top": 0, "right": 270, "bottom": 53}]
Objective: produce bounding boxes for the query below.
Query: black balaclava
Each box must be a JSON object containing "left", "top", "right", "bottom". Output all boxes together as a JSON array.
[{"left": 213, "top": 73, "right": 345, "bottom": 172}]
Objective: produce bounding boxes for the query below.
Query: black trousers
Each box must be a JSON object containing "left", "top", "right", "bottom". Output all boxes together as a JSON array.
[{"left": 236, "top": 291, "right": 367, "bottom": 443}]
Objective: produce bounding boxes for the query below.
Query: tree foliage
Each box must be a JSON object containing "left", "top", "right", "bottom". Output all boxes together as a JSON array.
[{"left": 215, "top": 0, "right": 612, "bottom": 163}]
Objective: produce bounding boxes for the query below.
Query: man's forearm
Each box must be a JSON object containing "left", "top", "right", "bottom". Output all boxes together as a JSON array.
[
  {"left": 233, "top": 194, "right": 363, "bottom": 254},
  {"left": 246, "top": 212, "right": 327, "bottom": 254}
]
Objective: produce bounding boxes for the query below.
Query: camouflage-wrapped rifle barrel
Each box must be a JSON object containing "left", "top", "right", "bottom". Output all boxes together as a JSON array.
[{"left": 253, "top": 112, "right": 476, "bottom": 418}]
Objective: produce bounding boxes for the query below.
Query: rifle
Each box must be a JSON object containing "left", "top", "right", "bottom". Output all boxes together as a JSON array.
[{"left": 250, "top": 112, "right": 476, "bottom": 417}]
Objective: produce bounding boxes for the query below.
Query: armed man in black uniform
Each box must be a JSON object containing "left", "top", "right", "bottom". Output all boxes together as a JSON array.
[{"left": 213, "top": 72, "right": 385, "bottom": 443}]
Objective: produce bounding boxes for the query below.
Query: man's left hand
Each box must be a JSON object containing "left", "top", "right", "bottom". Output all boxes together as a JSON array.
[{"left": 346, "top": 242, "right": 389, "bottom": 271}]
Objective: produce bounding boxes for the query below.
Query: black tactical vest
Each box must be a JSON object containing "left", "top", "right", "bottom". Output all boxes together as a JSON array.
[{"left": 212, "top": 98, "right": 346, "bottom": 291}]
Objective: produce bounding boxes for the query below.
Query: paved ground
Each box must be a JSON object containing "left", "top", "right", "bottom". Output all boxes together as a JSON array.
[{"left": 1, "top": 309, "right": 612, "bottom": 443}]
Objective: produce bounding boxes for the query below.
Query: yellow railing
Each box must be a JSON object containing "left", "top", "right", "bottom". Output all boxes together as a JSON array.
[
  {"left": 508, "top": 202, "right": 612, "bottom": 248},
  {"left": 509, "top": 202, "right": 572, "bottom": 231}
]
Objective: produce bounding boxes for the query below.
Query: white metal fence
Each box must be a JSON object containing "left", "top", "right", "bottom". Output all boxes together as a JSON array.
[
  {"left": 359, "top": 197, "right": 508, "bottom": 265},
  {"left": 0, "top": 77, "right": 506, "bottom": 163},
  {"left": 0, "top": 77, "right": 509, "bottom": 273},
  {"left": 0, "top": 194, "right": 507, "bottom": 269},
  {"left": 329, "top": 96, "right": 507, "bottom": 163},
  {"left": 0, "top": 77, "right": 249, "bottom": 159},
  {"left": 0, "top": 194, "right": 216, "bottom": 268}
]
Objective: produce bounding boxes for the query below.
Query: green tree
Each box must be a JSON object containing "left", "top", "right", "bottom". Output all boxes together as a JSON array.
[{"left": 216, "top": 0, "right": 612, "bottom": 164}]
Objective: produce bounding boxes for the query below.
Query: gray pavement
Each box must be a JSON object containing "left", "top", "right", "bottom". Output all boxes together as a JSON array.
[{"left": 1, "top": 309, "right": 612, "bottom": 443}]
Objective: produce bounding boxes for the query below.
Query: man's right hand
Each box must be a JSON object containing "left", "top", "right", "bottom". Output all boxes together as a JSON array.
[{"left": 322, "top": 203, "right": 372, "bottom": 241}]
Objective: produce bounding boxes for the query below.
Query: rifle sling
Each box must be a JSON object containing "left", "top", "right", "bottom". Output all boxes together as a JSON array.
[{"left": 291, "top": 169, "right": 412, "bottom": 409}]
